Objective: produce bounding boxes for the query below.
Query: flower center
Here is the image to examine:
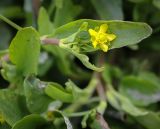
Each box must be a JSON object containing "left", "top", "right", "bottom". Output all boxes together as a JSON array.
[{"left": 96, "top": 33, "right": 107, "bottom": 44}]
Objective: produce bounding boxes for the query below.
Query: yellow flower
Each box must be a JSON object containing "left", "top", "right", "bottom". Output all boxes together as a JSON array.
[{"left": 88, "top": 24, "right": 116, "bottom": 52}]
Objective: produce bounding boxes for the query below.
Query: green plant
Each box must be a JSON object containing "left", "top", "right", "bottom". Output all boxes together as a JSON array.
[{"left": 0, "top": 0, "right": 160, "bottom": 129}]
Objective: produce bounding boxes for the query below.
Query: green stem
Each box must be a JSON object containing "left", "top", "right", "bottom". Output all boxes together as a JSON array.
[
  {"left": 96, "top": 100, "right": 107, "bottom": 115},
  {"left": 0, "top": 15, "right": 22, "bottom": 30},
  {"left": 66, "top": 111, "right": 90, "bottom": 117},
  {"left": 63, "top": 76, "right": 98, "bottom": 113},
  {"left": 84, "top": 75, "right": 98, "bottom": 95}
]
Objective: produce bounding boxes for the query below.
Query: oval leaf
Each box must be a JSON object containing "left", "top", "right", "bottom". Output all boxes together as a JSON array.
[
  {"left": 0, "top": 89, "right": 28, "bottom": 126},
  {"left": 9, "top": 27, "right": 40, "bottom": 76},
  {"left": 119, "top": 74, "right": 160, "bottom": 106},
  {"left": 107, "top": 88, "right": 148, "bottom": 116},
  {"left": 45, "top": 83, "right": 73, "bottom": 103},
  {"left": 12, "top": 114, "right": 46, "bottom": 129},
  {"left": 24, "top": 76, "right": 52, "bottom": 113},
  {"left": 52, "top": 19, "right": 152, "bottom": 49}
]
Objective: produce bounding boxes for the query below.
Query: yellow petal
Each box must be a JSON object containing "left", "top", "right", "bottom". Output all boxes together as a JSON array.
[
  {"left": 105, "top": 34, "right": 116, "bottom": 41},
  {"left": 92, "top": 41, "right": 98, "bottom": 48},
  {"left": 99, "top": 43, "right": 108, "bottom": 52},
  {"left": 88, "top": 29, "right": 97, "bottom": 37},
  {"left": 99, "top": 24, "right": 108, "bottom": 33}
]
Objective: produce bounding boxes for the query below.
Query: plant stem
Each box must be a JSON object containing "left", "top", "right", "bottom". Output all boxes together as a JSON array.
[
  {"left": 95, "top": 53, "right": 107, "bottom": 114},
  {"left": 32, "top": 0, "right": 40, "bottom": 19},
  {"left": 63, "top": 76, "right": 98, "bottom": 113},
  {"left": 41, "top": 37, "right": 60, "bottom": 45},
  {"left": 66, "top": 111, "right": 90, "bottom": 117},
  {"left": 0, "top": 15, "right": 22, "bottom": 30},
  {"left": 96, "top": 112, "right": 111, "bottom": 129}
]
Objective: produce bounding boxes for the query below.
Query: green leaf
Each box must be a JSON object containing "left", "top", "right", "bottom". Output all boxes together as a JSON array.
[
  {"left": 135, "top": 112, "right": 160, "bottom": 129},
  {"left": 54, "top": 0, "right": 82, "bottom": 27},
  {"left": 153, "top": 0, "right": 160, "bottom": 9},
  {"left": 90, "top": 0, "right": 123, "bottom": 20},
  {"left": 55, "top": 0, "right": 63, "bottom": 8},
  {"left": 38, "top": 7, "right": 54, "bottom": 36},
  {"left": 24, "top": 76, "right": 52, "bottom": 113},
  {"left": 45, "top": 82, "right": 74, "bottom": 103},
  {"left": 107, "top": 87, "right": 148, "bottom": 116},
  {"left": 60, "top": 43, "right": 104, "bottom": 72},
  {"left": 9, "top": 27, "right": 40, "bottom": 76},
  {"left": 0, "top": 89, "right": 28, "bottom": 126},
  {"left": 119, "top": 73, "right": 160, "bottom": 106},
  {"left": 1, "top": 62, "right": 21, "bottom": 83},
  {"left": 12, "top": 114, "right": 47, "bottom": 129},
  {"left": 52, "top": 19, "right": 152, "bottom": 49},
  {"left": 0, "top": 61, "right": 24, "bottom": 95}
]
